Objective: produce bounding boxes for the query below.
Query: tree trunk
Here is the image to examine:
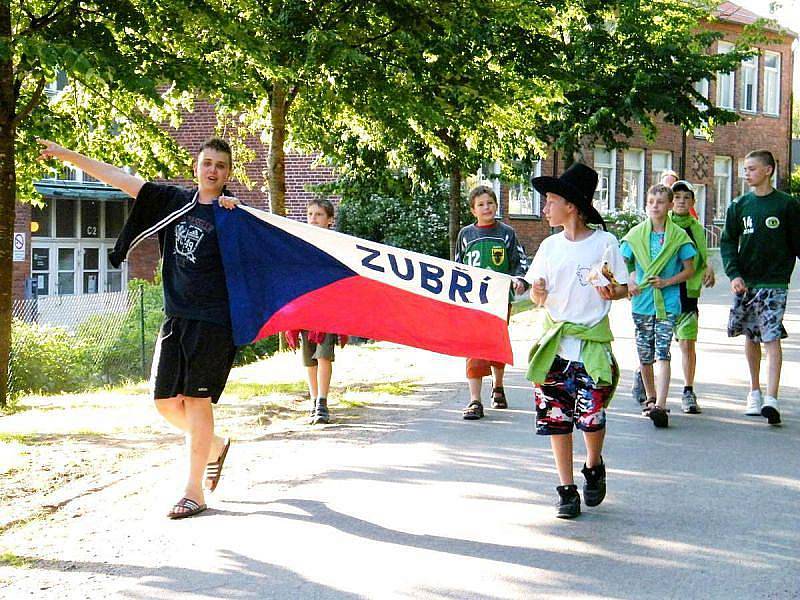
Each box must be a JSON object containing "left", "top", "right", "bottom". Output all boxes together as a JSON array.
[
  {"left": 268, "top": 80, "right": 288, "bottom": 217},
  {"left": 0, "top": 3, "right": 16, "bottom": 407},
  {"left": 448, "top": 167, "right": 461, "bottom": 261}
]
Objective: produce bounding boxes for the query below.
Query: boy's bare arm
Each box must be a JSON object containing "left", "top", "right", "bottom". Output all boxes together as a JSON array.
[{"left": 37, "top": 139, "right": 145, "bottom": 199}]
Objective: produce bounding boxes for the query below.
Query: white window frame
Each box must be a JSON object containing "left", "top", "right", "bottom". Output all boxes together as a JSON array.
[
  {"left": 763, "top": 51, "right": 780, "bottom": 116},
  {"left": 713, "top": 156, "right": 732, "bottom": 222},
  {"left": 651, "top": 151, "right": 673, "bottom": 186},
  {"left": 693, "top": 184, "right": 707, "bottom": 226},
  {"left": 693, "top": 79, "right": 710, "bottom": 138},
  {"left": 593, "top": 147, "right": 617, "bottom": 213},
  {"left": 716, "top": 41, "right": 735, "bottom": 109},
  {"left": 740, "top": 52, "right": 758, "bottom": 113},
  {"left": 507, "top": 160, "right": 542, "bottom": 217},
  {"left": 30, "top": 198, "right": 128, "bottom": 296},
  {"left": 623, "top": 149, "right": 645, "bottom": 212}
]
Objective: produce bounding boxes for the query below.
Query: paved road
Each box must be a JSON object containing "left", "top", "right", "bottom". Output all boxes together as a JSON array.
[{"left": 3, "top": 253, "right": 799, "bottom": 599}]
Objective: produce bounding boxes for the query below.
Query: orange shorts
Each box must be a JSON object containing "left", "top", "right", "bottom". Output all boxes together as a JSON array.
[{"left": 466, "top": 358, "right": 506, "bottom": 379}]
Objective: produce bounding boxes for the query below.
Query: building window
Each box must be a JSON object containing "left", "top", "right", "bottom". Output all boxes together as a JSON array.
[
  {"left": 593, "top": 147, "right": 616, "bottom": 213},
  {"left": 713, "top": 156, "right": 732, "bottom": 221},
  {"left": 737, "top": 159, "right": 747, "bottom": 197},
  {"left": 623, "top": 149, "right": 645, "bottom": 212},
  {"left": 30, "top": 198, "right": 128, "bottom": 296},
  {"left": 651, "top": 151, "right": 672, "bottom": 186},
  {"left": 693, "top": 184, "right": 707, "bottom": 226},
  {"left": 716, "top": 41, "right": 735, "bottom": 109},
  {"left": 508, "top": 160, "right": 542, "bottom": 217},
  {"left": 44, "top": 70, "right": 68, "bottom": 97},
  {"left": 763, "top": 51, "right": 780, "bottom": 115},
  {"left": 693, "top": 79, "right": 710, "bottom": 138},
  {"left": 740, "top": 53, "right": 758, "bottom": 112}
]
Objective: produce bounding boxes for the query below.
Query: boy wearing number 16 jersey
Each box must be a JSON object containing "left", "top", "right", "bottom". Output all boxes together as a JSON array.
[{"left": 455, "top": 185, "right": 528, "bottom": 420}]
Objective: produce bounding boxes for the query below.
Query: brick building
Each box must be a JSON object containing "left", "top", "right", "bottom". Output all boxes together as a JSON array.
[
  {"left": 11, "top": 1, "right": 795, "bottom": 300},
  {"left": 484, "top": 2, "right": 796, "bottom": 255}
]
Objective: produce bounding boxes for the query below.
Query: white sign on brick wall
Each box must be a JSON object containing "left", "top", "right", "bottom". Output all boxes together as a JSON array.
[{"left": 13, "top": 233, "right": 25, "bottom": 262}]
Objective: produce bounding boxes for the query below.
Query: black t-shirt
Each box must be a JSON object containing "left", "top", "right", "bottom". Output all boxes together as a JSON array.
[{"left": 141, "top": 184, "right": 231, "bottom": 327}]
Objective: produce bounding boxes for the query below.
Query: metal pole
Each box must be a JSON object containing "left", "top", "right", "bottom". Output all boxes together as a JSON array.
[{"left": 139, "top": 284, "right": 146, "bottom": 380}]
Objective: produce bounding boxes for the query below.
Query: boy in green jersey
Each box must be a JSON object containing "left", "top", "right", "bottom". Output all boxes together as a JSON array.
[
  {"left": 720, "top": 150, "right": 800, "bottom": 425},
  {"left": 456, "top": 185, "right": 528, "bottom": 419}
]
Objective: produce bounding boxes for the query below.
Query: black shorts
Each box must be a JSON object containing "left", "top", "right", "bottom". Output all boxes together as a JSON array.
[{"left": 151, "top": 317, "right": 237, "bottom": 403}]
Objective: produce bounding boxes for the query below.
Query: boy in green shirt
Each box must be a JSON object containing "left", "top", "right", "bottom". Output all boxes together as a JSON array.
[
  {"left": 720, "top": 150, "right": 800, "bottom": 425},
  {"left": 670, "top": 180, "right": 715, "bottom": 414},
  {"left": 456, "top": 185, "right": 528, "bottom": 420}
]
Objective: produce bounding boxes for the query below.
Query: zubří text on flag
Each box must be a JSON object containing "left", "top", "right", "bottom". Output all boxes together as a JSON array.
[{"left": 215, "top": 204, "right": 514, "bottom": 364}]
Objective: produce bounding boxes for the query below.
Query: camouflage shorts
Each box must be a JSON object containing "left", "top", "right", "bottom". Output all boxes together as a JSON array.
[
  {"left": 632, "top": 313, "right": 677, "bottom": 365},
  {"left": 728, "top": 288, "right": 788, "bottom": 343}
]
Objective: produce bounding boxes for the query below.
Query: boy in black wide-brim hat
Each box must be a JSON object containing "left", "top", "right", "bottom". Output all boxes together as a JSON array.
[{"left": 525, "top": 162, "right": 629, "bottom": 519}]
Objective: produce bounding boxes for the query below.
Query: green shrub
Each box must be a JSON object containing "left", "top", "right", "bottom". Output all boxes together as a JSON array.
[
  {"left": 234, "top": 335, "right": 279, "bottom": 366},
  {"left": 9, "top": 320, "right": 95, "bottom": 395},
  {"left": 604, "top": 210, "right": 644, "bottom": 241}
]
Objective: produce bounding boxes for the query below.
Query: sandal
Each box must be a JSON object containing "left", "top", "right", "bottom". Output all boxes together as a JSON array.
[
  {"left": 204, "top": 438, "right": 231, "bottom": 492},
  {"left": 491, "top": 386, "right": 508, "bottom": 409},
  {"left": 649, "top": 406, "right": 669, "bottom": 428},
  {"left": 167, "top": 497, "right": 207, "bottom": 520},
  {"left": 641, "top": 400, "right": 656, "bottom": 416},
  {"left": 462, "top": 400, "right": 484, "bottom": 420}
]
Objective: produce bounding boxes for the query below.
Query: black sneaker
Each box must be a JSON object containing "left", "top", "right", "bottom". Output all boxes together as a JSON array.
[
  {"left": 312, "top": 398, "right": 330, "bottom": 425},
  {"left": 555, "top": 484, "right": 581, "bottom": 519},
  {"left": 581, "top": 460, "right": 606, "bottom": 507}
]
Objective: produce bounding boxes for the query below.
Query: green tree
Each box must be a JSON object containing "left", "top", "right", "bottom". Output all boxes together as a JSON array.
[{"left": 1, "top": 1, "right": 216, "bottom": 406}]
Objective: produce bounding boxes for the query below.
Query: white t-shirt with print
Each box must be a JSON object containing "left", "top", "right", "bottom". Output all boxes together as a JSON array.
[{"left": 524, "top": 229, "right": 628, "bottom": 361}]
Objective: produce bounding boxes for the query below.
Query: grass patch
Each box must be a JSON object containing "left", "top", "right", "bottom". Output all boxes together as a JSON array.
[
  {"left": 338, "top": 398, "right": 367, "bottom": 409},
  {"left": 370, "top": 381, "right": 417, "bottom": 395},
  {"left": 0, "top": 552, "right": 32, "bottom": 568},
  {"left": 223, "top": 381, "right": 307, "bottom": 400},
  {"left": 0, "top": 433, "right": 49, "bottom": 445}
]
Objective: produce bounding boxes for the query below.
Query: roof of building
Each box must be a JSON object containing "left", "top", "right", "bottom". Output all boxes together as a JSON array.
[{"left": 714, "top": 1, "right": 798, "bottom": 37}]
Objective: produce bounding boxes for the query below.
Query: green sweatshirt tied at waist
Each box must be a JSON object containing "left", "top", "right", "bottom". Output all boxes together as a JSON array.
[
  {"left": 670, "top": 212, "right": 708, "bottom": 299},
  {"left": 622, "top": 218, "right": 693, "bottom": 319},
  {"left": 527, "top": 313, "right": 619, "bottom": 405}
]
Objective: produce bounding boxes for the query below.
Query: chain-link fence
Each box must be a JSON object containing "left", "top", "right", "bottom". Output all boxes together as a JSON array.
[{"left": 9, "top": 286, "right": 157, "bottom": 398}]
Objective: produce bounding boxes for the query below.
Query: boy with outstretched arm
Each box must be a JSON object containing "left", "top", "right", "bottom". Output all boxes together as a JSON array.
[
  {"left": 526, "top": 163, "right": 628, "bottom": 519},
  {"left": 456, "top": 185, "right": 528, "bottom": 420},
  {"left": 669, "top": 180, "right": 715, "bottom": 414},
  {"left": 37, "top": 138, "right": 239, "bottom": 519},
  {"left": 621, "top": 184, "right": 695, "bottom": 429},
  {"left": 720, "top": 149, "right": 800, "bottom": 425}
]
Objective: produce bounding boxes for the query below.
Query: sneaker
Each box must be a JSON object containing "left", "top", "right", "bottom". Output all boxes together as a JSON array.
[
  {"left": 312, "top": 398, "right": 330, "bottom": 425},
  {"left": 681, "top": 389, "right": 701, "bottom": 414},
  {"left": 631, "top": 369, "right": 647, "bottom": 406},
  {"left": 761, "top": 395, "right": 781, "bottom": 425},
  {"left": 745, "top": 390, "right": 763, "bottom": 416},
  {"left": 581, "top": 460, "right": 606, "bottom": 507},
  {"left": 555, "top": 484, "right": 581, "bottom": 519}
]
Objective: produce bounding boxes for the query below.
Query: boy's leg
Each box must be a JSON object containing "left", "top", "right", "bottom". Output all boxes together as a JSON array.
[
  {"left": 551, "top": 434, "right": 574, "bottom": 485},
  {"left": 655, "top": 360, "right": 671, "bottom": 407},
  {"left": 306, "top": 366, "right": 319, "bottom": 400},
  {"left": 155, "top": 398, "right": 226, "bottom": 465},
  {"left": 640, "top": 363, "right": 656, "bottom": 402},
  {"left": 316, "top": 358, "right": 333, "bottom": 399},
  {"left": 679, "top": 339, "right": 696, "bottom": 387},
  {"left": 467, "top": 378, "right": 483, "bottom": 402},
  {"left": 181, "top": 395, "right": 215, "bottom": 506},
  {"left": 464, "top": 359, "right": 489, "bottom": 419},
  {"left": 584, "top": 429, "right": 605, "bottom": 468},
  {"left": 633, "top": 314, "right": 657, "bottom": 405},
  {"left": 491, "top": 364, "right": 505, "bottom": 387},
  {"left": 744, "top": 339, "right": 762, "bottom": 391},
  {"left": 764, "top": 340, "right": 782, "bottom": 399}
]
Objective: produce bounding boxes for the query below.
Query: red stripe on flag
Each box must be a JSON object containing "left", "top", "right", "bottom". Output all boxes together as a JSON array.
[{"left": 255, "top": 275, "right": 513, "bottom": 364}]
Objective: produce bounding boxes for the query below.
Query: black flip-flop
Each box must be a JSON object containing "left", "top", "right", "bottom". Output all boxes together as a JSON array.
[
  {"left": 167, "top": 497, "right": 207, "bottom": 520},
  {"left": 649, "top": 406, "right": 669, "bottom": 428},
  {"left": 205, "top": 438, "right": 231, "bottom": 492}
]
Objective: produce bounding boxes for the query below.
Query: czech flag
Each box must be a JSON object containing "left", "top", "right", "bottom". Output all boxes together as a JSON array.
[{"left": 215, "top": 205, "right": 514, "bottom": 364}]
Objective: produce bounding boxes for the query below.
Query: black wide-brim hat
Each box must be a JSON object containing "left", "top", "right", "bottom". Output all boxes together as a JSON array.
[{"left": 531, "top": 162, "right": 605, "bottom": 228}]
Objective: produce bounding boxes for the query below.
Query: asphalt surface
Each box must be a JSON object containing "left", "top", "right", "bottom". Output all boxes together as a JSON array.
[{"left": 2, "top": 252, "right": 799, "bottom": 599}]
